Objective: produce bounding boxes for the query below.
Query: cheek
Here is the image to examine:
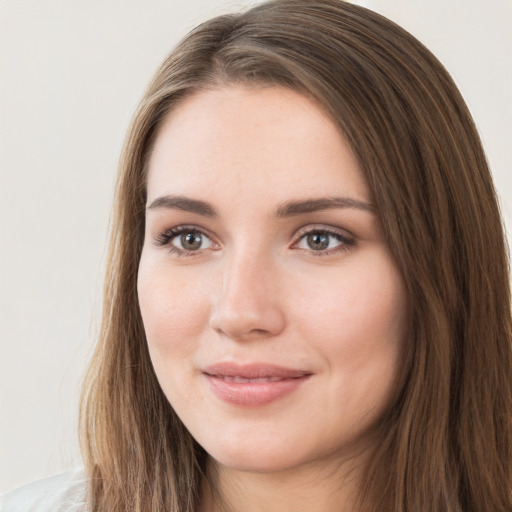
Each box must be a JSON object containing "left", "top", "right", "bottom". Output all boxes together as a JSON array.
[
  {"left": 316, "top": 265, "right": 406, "bottom": 430},
  {"left": 137, "top": 258, "right": 211, "bottom": 359},
  {"left": 291, "top": 253, "right": 406, "bottom": 372},
  {"left": 137, "top": 258, "right": 215, "bottom": 409}
]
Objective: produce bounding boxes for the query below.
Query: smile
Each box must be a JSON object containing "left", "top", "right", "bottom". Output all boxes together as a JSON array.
[
  {"left": 212, "top": 375, "right": 291, "bottom": 383},
  {"left": 203, "top": 363, "right": 312, "bottom": 407}
]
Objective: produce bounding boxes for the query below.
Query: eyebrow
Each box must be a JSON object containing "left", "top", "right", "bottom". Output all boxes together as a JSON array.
[
  {"left": 147, "top": 195, "right": 218, "bottom": 217},
  {"left": 275, "top": 197, "right": 375, "bottom": 217},
  {"left": 146, "top": 194, "right": 375, "bottom": 218}
]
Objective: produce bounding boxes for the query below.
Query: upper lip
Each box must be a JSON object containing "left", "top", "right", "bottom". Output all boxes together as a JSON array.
[{"left": 203, "top": 362, "right": 312, "bottom": 379}]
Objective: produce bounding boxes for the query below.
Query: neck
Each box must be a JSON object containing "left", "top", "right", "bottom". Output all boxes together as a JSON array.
[{"left": 199, "top": 455, "right": 367, "bottom": 512}]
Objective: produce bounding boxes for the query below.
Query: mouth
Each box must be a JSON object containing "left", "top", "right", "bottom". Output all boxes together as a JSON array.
[
  {"left": 209, "top": 375, "right": 292, "bottom": 383},
  {"left": 202, "top": 363, "right": 312, "bottom": 407}
]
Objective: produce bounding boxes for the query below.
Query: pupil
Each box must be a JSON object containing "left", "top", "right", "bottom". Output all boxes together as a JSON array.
[
  {"left": 307, "top": 232, "right": 329, "bottom": 250},
  {"left": 181, "top": 232, "right": 202, "bottom": 250}
]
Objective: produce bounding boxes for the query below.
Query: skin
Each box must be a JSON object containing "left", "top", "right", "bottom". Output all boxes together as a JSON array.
[{"left": 137, "top": 85, "right": 407, "bottom": 512}]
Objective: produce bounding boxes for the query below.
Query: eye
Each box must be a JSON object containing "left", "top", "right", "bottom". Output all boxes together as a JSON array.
[
  {"left": 294, "top": 228, "right": 354, "bottom": 255},
  {"left": 173, "top": 230, "right": 212, "bottom": 251},
  {"left": 155, "top": 226, "right": 215, "bottom": 255}
]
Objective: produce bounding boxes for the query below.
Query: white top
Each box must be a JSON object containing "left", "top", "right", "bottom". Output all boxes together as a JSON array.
[{"left": 0, "top": 470, "right": 87, "bottom": 512}]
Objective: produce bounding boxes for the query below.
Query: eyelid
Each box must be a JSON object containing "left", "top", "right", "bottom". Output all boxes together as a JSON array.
[
  {"left": 154, "top": 224, "right": 220, "bottom": 255},
  {"left": 291, "top": 224, "right": 355, "bottom": 255},
  {"left": 152, "top": 223, "right": 354, "bottom": 257}
]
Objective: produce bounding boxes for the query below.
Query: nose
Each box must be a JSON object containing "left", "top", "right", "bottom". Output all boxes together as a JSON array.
[{"left": 209, "top": 249, "right": 286, "bottom": 341}]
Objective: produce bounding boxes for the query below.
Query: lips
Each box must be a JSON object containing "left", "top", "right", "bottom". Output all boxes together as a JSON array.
[
  {"left": 212, "top": 375, "right": 286, "bottom": 383},
  {"left": 202, "top": 363, "right": 312, "bottom": 407}
]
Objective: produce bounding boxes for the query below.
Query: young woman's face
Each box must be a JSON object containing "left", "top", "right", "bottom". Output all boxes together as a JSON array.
[{"left": 138, "top": 86, "right": 407, "bottom": 474}]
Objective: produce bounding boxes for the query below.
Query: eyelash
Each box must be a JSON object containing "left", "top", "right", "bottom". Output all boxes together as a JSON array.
[
  {"left": 154, "top": 225, "right": 217, "bottom": 257},
  {"left": 154, "top": 225, "right": 355, "bottom": 257},
  {"left": 292, "top": 226, "right": 355, "bottom": 257}
]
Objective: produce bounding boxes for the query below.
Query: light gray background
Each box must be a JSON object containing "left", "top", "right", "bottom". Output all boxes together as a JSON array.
[{"left": 1, "top": 0, "right": 510, "bottom": 492}]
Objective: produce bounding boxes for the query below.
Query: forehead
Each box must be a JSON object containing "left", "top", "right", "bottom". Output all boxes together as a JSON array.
[{"left": 146, "top": 85, "right": 370, "bottom": 207}]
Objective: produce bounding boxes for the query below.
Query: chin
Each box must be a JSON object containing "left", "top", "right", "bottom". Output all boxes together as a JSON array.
[
  {"left": 212, "top": 453, "right": 300, "bottom": 475},
  {"left": 204, "top": 438, "right": 304, "bottom": 474}
]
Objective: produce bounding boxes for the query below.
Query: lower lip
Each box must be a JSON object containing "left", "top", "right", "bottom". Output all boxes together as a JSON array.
[{"left": 204, "top": 374, "right": 310, "bottom": 407}]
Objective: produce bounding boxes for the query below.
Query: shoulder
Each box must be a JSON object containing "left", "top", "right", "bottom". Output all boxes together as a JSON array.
[{"left": 0, "top": 469, "right": 88, "bottom": 512}]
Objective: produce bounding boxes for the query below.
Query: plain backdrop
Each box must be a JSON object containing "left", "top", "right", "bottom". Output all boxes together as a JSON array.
[{"left": 1, "top": 0, "right": 510, "bottom": 493}]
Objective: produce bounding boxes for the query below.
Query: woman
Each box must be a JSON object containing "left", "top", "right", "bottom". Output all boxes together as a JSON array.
[{"left": 2, "top": 0, "right": 510, "bottom": 511}]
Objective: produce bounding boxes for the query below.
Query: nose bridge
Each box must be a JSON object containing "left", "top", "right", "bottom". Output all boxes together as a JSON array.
[{"left": 209, "top": 242, "right": 285, "bottom": 340}]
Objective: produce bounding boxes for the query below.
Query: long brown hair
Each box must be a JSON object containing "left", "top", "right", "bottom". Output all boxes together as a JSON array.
[{"left": 80, "top": 1, "right": 512, "bottom": 510}]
